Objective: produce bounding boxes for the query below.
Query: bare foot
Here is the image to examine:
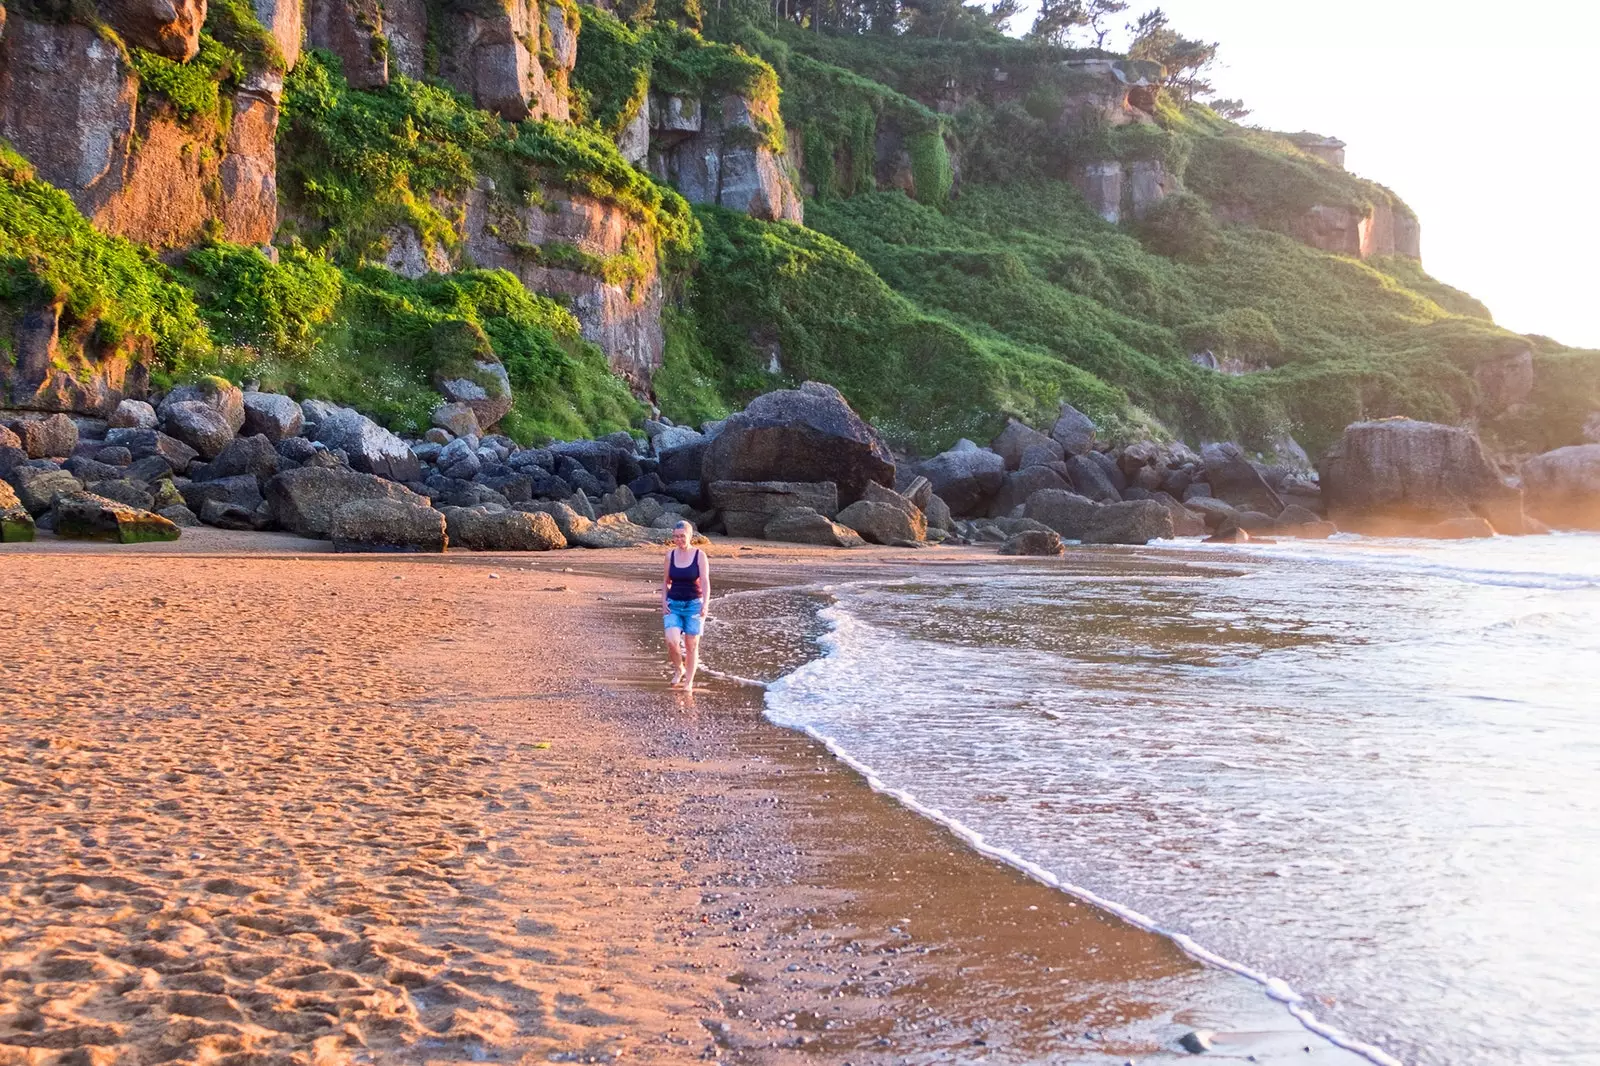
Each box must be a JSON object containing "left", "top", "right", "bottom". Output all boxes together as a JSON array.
[{"left": 669, "top": 672, "right": 686, "bottom": 688}]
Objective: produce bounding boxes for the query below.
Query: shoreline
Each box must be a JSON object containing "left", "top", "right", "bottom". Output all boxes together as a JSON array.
[{"left": 2, "top": 532, "right": 1372, "bottom": 1064}]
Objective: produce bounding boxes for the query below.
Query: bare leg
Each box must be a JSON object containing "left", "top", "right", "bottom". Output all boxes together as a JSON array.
[
  {"left": 682, "top": 633, "right": 701, "bottom": 692},
  {"left": 665, "top": 627, "right": 684, "bottom": 684}
]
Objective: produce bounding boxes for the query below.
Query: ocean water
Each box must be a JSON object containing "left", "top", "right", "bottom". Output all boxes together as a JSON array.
[{"left": 740, "top": 535, "right": 1600, "bottom": 1066}]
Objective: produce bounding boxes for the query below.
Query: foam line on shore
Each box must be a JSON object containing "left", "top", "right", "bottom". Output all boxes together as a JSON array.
[{"left": 756, "top": 587, "right": 1406, "bottom": 1066}]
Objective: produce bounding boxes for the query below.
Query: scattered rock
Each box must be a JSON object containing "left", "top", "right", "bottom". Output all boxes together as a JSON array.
[
  {"left": 1178, "top": 1030, "right": 1215, "bottom": 1054},
  {"left": 999, "top": 529, "right": 1064, "bottom": 556},
  {"left": 53, "top": 491, "right": 180, "bottom": 543},
  {"left": 199, "top": 498, "right": 261, "bottom": 530},
  {"left": 710, "top": 480, "right": 839, "bottom": 538},
  {"left": 1081, "top": 499, "right": 1174, "bottom": 544},
  {"left": 1050, "top": 403, "right": 1097, "bottom": 456},
  {"left": 1064, "top": 454, "right": 1121, "bottom": 503},
  {"left": 266, "top": 467, "right": 430, "bottom": 537},
  {"left": 1202, "top": 442, "right": 1284, "bottom": 516},
  {"left": 241, "top": 392, "right": 305, "bottom": 441},
  {"left": 834, "top": 498, "right": 923, "bottom": 546},
  {"left": 6, "top": 467, "right": 81, "bottom": 514},
  {"left": 762, "top": 508, "right": 865, "bottom": 547},
  {"left": 924, "top": 493, "right": 953, "bottom": 532},
  {"left": 10, "top": 413, "right": 79, "bottom": 458},
  {"left": 917, "top": 441, "right": 1006, "bottom": 516},
  {"left": 95, "top": 445, "right": 134, "bottom": 466},
  {"left": 431, "top": 401, "right": 481, "bottom": 440},
  {"left": 330, "top": 498, "right": 447, "bottom": 552},
  {"left": 108, "top": 399, "right": 159, "bottom": 430},
  {"left": 702, "top": 382, "right": 895, "bottom": 505},
  {"left": 445, "top": 506, "right": 567, "bottom": 550},
  {"left": 311, "top": 408, "right": 423, "bottom": 482},
  {"left": 0, "top": 425, "right": 18, "bottom": 451},
  {"left": 991, "top": 419, "right": 1064, "bottom": 471},
  {"left": 105, "top": 428, "right": 198, "bottom": 471},
  {"left": 164, "top": 400, "right": 236, "bottom": 459}
]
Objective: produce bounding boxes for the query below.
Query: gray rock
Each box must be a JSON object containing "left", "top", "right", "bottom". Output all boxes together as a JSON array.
[
  {"left": 95, "top": 445, "right": 134, "bottom": 466},
  {"left": 10, "top": 413, "right": 79, "bottom": 458},
  {"left": 434, "top": 349, "right": 513, "bottom": 430},
  {"left": 276, "top": 436, "right": 319, "bottom": 463},
  {"left": 182, "top": 474, "right": 264, "bottom": 515},
  {"left": 199, "top": 498, "right": 261, "bottom": 530},
  {"left": 701, "top": 382, "right": 895, "bottom": 505},
  {"left": 241, "top": 391, "right": 305, "bottom": 441},
  {"left": 710, "top": 480, "right": 840, "bottom": 538},
  {"left": 992, "top": 419, "right": 1064, "bottom": 471},
  {"left": 330, "top": 498, "right": 447, "bottom": 552},
  {"left": 1049, "top": 403, "right": 1097, "bottom": 456},
  {"left": 109, "top": 399, "right": 159, "bottom": 430},
  {"left": 1202, "top": 442, "right": 1285, "bottom": 516},
  {"left": 901, "top": 475, "right": 933, "bottom": 514},
  {"left": 266, "top": 466, "right": 430, "bottom": 538},
  {"left": 861, "top": 481, "right": 927, "bottom": 539},
  {"left": 1065, "top": 454, "right": 1121, "bottom": 503},
  {"left": 160, "top": 380, "right": 245, "bottom": 435},
  {"left": 53, "top": 491, "right": 180, "bottom": 543},
  {"left": 300, "top": 398, "right": 344, "bottom": 427},
  {"left": 1086, "top": 449, "right": 1128, "bottom": 492},
  {"left": 917, "top": 444, "right": 1006, "bottom": 516},
  {"left": 1179, "top": 1030, "right": 1215, "bottom": 1055},
  {"left": 762, "top": 508, "right": 865, "bottom": 547},
  {"left": 0, "top": 446, "right": 26, "bottom": 480},
  {"left": 0, "top": 480, "right": 35, "bottom": 542},
  {"left": 1520, "top": 443, "right": 1600, "bottom": 530},
  {"left": 652, "top": 425, "right": 705, "bottom": 454},
  {"left": 1023, "top": 489, "right": 1100, "bottom": 540},
  {"left": 311, "top": 408, "right": 423, "bottom": 482},
  {"left": 999, "top": 529, "right": 1064, "bottom": 556},
  {"left": 6, "top": 467, "right": 82, "bottom": 514},
  {"left": 1320, "top": 419, "right": 1524, "bottom": 535},
  {"left": 431, "top": 401, "right": 481, "bottom": 440},
  {"left": 445, "top": 506, "right": 566, "bottom": 550},
  {"left": 508, "top": 448, "right": 555, "bottom": 473},
  {"left": 924, "top": 493, "right": 953, "bottom": 533},
  {"left": 989, "top": 465, "right": 1071, "bottom": 518},
  {"left": 411, "top": 441, "right": 443, "bottom": 464},
  {"left": 164, "top": 400, "right": 236, "bottom": 459},
  {"left": 1235, "top": 510, "right": 1277, "bottom": 532},
  {"left": 662, "top": 480, "right": 704, "bottom": 507},
  {"left": 835, "top": 499, "right": 922, "bottom": 546},
  {"left": 1183, "top": 495, "right": 1238, "bottom": 531},
  {"left": 1082, "top": 499, "right": 1175, "bottom": 544},
  {"left": 64, "top": 456, "right": 122, "bottom": 484},
  {"left": 595, "top": 484, "right": 637, "bottom": 517},
  {"left": 658, "top": 440, "right": 707, "bottom": 483},
  {"left": 158, "top": 504, "right": 201, "bottom": 527},
  {"left": 90, "top": 478, "right": 155, "bottom": 511},
  {"left": 124, "top": 455, "right": 174, "bottom": 484},
  {"left": 1182, "top": 481, "right": 1212, "bottom": 500},
  {"left": 203, "top": 434, "right": 280, "bottom": 486},
  {"left": 1156, "top": 492, "right": 1206, "bottom": 536}
]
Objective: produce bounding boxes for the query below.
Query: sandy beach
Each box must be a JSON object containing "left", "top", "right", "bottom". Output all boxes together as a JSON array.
[{"left": 0, "top": 533, "right": 1365, "bottom": 1065}]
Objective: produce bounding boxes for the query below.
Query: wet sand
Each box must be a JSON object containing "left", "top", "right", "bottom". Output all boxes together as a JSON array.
[{"left": 0, "top": 532, "right": 1367, "bottom": 1064}]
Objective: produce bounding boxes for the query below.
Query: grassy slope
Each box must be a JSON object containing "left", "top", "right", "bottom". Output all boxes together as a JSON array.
[{"left": 655, "top": 22, "right": 1600, "bottom": 456}]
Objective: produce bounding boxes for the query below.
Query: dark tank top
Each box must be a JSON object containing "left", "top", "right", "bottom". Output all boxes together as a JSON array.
[{"left": 667, "top": 548, "right": 704, "bottom": 600}]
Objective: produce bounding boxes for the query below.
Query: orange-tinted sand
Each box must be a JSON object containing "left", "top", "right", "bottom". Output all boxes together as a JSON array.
[{"left": 0, "top": 534, "right": 1366, "bottom": 1064}]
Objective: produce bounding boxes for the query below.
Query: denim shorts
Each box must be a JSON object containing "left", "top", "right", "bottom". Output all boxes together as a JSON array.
[{"left": 663, "top": 597, "right": 704, "bottom": 636}]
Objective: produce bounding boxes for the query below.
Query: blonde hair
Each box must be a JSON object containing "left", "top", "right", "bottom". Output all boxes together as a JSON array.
[{"left": 673, "top": 520, "right": 695, "bottom": 537}]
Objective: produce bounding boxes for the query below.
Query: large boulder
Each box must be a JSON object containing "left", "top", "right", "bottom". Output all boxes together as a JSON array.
[
  {"left": 701, "top": 382, "right": 894, "bottom": 505},
  {"left": 9, "top": 414, "right": 80, "bottom": 458},
  {"left": 105, "top": 428, "right": 198, "bottom": 471},
  {"left": 90, "top": 478, "right": 155, "bottom": 511},
  {"left": 311, "top": 408, "right": 423, "bottom": 482},
  {"left": 266, "top": 466, "right": 430, "bottom": 537},
  {"left": 1319, "top": 419, "right": 1524, "bottom": 535},
  {"left": 160, "top": 379, "right": 246, "bottom": 435},
  {"left": 762, "top": 508, "right": 865, "bottom": 548},
  {"left": 163, "top": 400, "right": 236, "bottom": 459},
  {"left": 444, "top": 506, "right": 566, "bottom": 550},
  {"left": 1156, "top": 493, "right": 1207, "bottom": 536},
  {"left": 1081, "top": 499, "right": 1174, "bottom": 545},
  {"left": 432, "top": 328, "right": 514, "bottom": 429},
  {"left": 330, "top": 498, "right": 447, "bottom": 552},
  {"left": 1023, "top": 489, "right": 1100, "bottom": 540},
  {"left": 991, "top": 419, "right": 1064, "bottom": 471},
  {"left": 431, "top": 402, "right": 480, "bottom": 440},
  {"left": 988, "top": 465, "right": 1071, "bottom": 518},
  {"left": 1520, "top": 444, "right": 1600, "bottom": 529},
  {"left": 1183, "top": 494, "right": 1238, "bottom": 531},
  {"left": 241, "top": 392, "right": 305, "bottom": 442},
  {"left": 108, "top": 399, "right": 159, "bottom": 430},
  {"left": 658, "top": 439, "right": 707, "bottom": 484},
  {"left": 1050, "top": 403, "right": 1097, "bottom": 456},
  {"left": 709, "top": 480, "right": 838, "bottom": 538},
  {"left": 203, "top": 434, "right": 280, "bottom": 486},
  {"left": 53, "top": 491, "right": 180, "bottom": 543},
  {"left": 6, "top": 466, "right": 82, "bottom": 514},
  {"left": 1202, "top": 442, "right": 1284, "bottom": 516},
  {"left": 181, "top": 474, "right": 265, "bottom": 515},
  {"left": 917, "top": 441, "right": 1005, "bottom": 517},
  {"left": 100, "top": 0, "right": 205, "bottom": 59},
  {"left": 1064, "top": 454, "right": 1121, "bottom": 503},
  {"left": 835, "top": 494, "right": 924, "bottom": 546}
]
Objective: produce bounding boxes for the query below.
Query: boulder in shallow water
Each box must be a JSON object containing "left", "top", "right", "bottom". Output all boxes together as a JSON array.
[
  {"left": 1080, "top": 499, "right": 1174, "bottom": 545},
  {"left": 998, "top": 529, "right": 1064, "bottom": 556},
  {"left": 1202, "top": 442, "right": 1284, "bottom": 516},
  {"left": 1319, "top": 419, "right": 1524, "bottom": 535},
  {"left": 1519, "top": 443, "right": 1600, "bottom": 530},
  {"left": 53, "top": 491, "right": 180, "bottom": 543},
  {"left": 330, "top": 498, "right": 447, "bottom": 552},
  {"left": 1023, "top": 488, "right": 1100, "bottom": 540},
  {"left": 835, "top": 499, "right": 922, "bottom": 546}
]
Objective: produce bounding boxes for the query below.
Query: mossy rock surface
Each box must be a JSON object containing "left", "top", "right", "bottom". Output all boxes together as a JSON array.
[{"left": 53, "top": 492, "right": 182, "bottom": 543}]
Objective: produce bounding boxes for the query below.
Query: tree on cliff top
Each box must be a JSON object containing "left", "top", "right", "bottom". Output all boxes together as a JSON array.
[
  {"left": 1027, "top": 0, "right": 1088, "bottom": 46},
  {"left": 1128, "top": 8, "right": 1217, "bottom": 99}
]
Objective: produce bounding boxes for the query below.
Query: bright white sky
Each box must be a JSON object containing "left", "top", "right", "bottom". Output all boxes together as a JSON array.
[{"left": 1010, "top": 0, "right": 1600, "bottom": 349}]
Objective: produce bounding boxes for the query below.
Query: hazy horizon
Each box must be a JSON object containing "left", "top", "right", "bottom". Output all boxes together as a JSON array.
[{"left": 1010, "top": 0, "right": 1600, "bottom": 350}]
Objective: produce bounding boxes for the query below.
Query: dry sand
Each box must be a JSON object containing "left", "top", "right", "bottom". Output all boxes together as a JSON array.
[{"left": 0, "top": 533, "right": 1367, "bottom": 1065}]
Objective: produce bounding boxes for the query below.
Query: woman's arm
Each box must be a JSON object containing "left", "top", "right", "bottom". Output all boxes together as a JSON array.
[
  {"left": 662, "top": 551, "right": 671, "bottom": 611},
  {"left": 699, "top": 551, "right": 711, "bottom": 615}
]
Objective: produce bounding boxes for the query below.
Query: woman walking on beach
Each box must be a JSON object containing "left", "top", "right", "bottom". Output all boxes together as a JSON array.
[{"left": 662, "top": 521, "right": 710, "bottom": 691}]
